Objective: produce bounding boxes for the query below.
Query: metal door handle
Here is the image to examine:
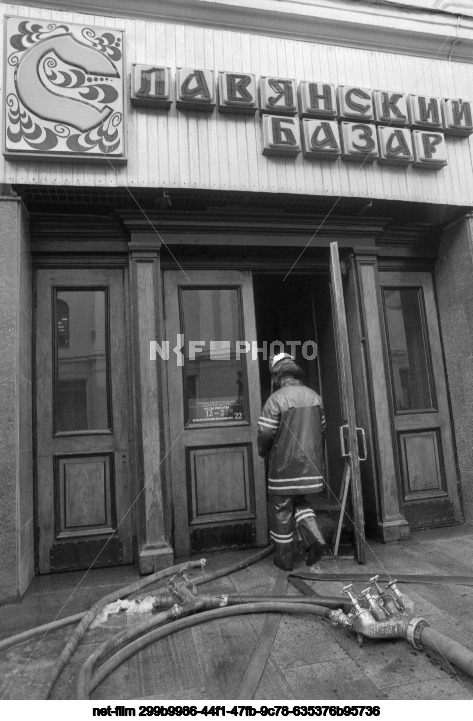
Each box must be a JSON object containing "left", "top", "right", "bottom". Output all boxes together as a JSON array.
[
  {"left": 339, "top": 424, "right": 349, "bottom": 458},
  {"left": 357, "top": 427, "right": 367, "bottom": 461}
]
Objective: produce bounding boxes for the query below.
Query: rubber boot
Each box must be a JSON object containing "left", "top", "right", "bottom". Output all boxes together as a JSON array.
[
  {"left": 273, "top": 542, "right": 294, "bottom": 572},
  {"left": 297, "top": 513, "right": 326, "bottom": 548},
  {"left": 306, "top": 542, "right": 325, "bottom": 566}
]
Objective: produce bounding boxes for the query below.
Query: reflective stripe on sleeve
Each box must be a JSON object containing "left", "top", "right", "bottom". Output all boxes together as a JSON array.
[{"left": 258, "top": 420, "right": 280, "bottom": 430}]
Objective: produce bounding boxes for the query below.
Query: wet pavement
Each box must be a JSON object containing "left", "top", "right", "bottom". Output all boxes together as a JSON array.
[{"left": 1, "top": 524, "right": 473, "bottom": 701}]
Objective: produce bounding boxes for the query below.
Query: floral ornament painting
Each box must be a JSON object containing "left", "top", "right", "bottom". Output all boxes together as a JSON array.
[{"left": 4, "top": 16, "right": 126, "bottom": 162}]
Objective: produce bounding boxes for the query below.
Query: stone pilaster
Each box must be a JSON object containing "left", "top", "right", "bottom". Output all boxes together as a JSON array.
[
  {"left": 0, "top": 194, "right": 34, "bottom": 603},
  {"left": 127, "top": 234, "right": 174, "bottom": 573}
]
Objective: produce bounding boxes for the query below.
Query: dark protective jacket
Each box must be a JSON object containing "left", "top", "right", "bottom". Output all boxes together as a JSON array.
[{"left": 257, "top": 378, "right": 326, "bottom": 496}]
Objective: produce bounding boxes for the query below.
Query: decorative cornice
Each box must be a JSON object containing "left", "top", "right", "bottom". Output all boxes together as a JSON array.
[
  {"left": 12, "top": 0, "right": 473, "bottom": 64},
  {"left": 116, "top": 209, "right": 390, "bottom": 241}
]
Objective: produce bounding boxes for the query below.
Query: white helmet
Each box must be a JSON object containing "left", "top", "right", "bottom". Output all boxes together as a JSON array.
[{"left": 269, "top": 352, "right": 295, "bottom": 373}]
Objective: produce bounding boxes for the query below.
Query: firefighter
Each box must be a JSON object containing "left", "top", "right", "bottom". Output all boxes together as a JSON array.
[{"left": 257, "top": 352, "right": 328, "bottom": 571}]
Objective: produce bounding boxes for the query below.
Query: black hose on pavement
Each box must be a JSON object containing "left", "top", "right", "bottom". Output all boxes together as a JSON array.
[
  {"left": 0, "top": 547, "right": 274, "bottom": 656},
  {"left": 42, "top": 559, "right": 204, "bottom": 699},
  {"left": 85, "top": 601, "right": 331, "bottom": 699}
]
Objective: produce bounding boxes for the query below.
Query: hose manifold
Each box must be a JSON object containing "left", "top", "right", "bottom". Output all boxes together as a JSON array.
[{"left": 406, "top": 617, "right": 429, "bottom": 650}]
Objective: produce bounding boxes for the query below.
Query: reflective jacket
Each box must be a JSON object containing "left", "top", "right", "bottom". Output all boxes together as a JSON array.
[{"left": 257, "top": 379, "right": 325, "bottom": 496}]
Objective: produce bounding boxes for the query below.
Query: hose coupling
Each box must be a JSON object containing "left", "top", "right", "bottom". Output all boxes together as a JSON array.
[
  {"left": 217, "top": 595, "right": 229, "bottom": 607},
  {"left": 328, "top": 609, "right": 352, "bottom": 628},
  {"left": 199, "top": 558, "right": 207, "bottom": 568},
  {"left": 406, "top": 617, "right": 429, "bottom": 650}
]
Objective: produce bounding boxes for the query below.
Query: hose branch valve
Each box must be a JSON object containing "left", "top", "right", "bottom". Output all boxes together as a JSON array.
[
  {"left": 360, "top": 586, "right": 387, "bottom": 622},
  {"left": 386, "top": 579, "right": 415, "bottom": 614},
  {"left": 368, "top": 577, "right": 397, "bottom": 616},
  {"left": 342, "top": 584, "right": 375, "bottom": 645},
  {"left": 167, "top": 570, "right": 204, "bottom": 613},
  {"left": 342, "top": 584, "right": 363, "bottom": 614}
]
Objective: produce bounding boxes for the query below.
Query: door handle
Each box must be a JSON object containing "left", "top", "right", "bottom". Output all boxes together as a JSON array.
[
  {"left": 356, "top": 427, "right": 368, "bottom": 461},
  {"left": 339, "top": 424, "right": 349, "bottom": 458}
]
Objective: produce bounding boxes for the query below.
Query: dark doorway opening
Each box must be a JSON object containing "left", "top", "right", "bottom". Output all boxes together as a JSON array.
[{"left": 253, "top": 273, "right": 353, "bottom": 554}]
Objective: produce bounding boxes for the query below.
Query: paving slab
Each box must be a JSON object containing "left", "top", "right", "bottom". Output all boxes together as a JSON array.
[{"left": 284, "top": 658, "right": 383, "bottom": 700}]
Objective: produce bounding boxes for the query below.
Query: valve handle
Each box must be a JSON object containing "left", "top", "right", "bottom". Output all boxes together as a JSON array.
[
  {"left": 342, "top": 583, "right": 359, "bottom": 605},
  {"left": 387, "top": 579, "right": 398, "bottom": 588},
  {"left": 360, "top": 587, "right": 372, "bottom": 597},
  {"left": 369, "top": 574, "right": 383, "bottom": 593}
]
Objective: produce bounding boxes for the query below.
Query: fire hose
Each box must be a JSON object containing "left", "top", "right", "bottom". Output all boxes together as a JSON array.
[
  {"left": 2, "top": 549, "right": 473, "bottom": 699},
  {"left": 0, "top": 546, "right": 274, "bottom": 696},
  {"left": 77, "top": 571, "right": 473, "bottom": 699}
]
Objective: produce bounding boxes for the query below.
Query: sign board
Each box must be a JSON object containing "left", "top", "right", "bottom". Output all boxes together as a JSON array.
[
  {"left": 3, "top": 15, "right": 472, "bottom": 171},
  {"left": 4, "top": 16, "right": 125, "bottom": 163},
  {"left": 188, "top": 398, "right": 245, "bottom": 423}
]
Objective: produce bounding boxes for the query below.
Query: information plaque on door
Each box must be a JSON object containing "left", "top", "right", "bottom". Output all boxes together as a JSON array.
[{"left": 188, "top": 398, "right": 245, "bottom": 423}]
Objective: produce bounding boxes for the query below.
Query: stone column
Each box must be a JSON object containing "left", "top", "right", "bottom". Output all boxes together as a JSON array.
[
  {"left": 0, "top": 193, "right": 34, "bottom": 603},
  {"left": 351, "top": 250, "right": 410, "bottom": 542},
  {"left": 127, "top": 234, "right": 174, "bottom": 573},
  {"left": 436, "top": 215, "right": 473, "bottom": 524}
]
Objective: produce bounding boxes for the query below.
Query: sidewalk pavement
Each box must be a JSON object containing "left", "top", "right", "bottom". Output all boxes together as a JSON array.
[{"left": 1, "top": 524, "right": 473, "bottom": 700}]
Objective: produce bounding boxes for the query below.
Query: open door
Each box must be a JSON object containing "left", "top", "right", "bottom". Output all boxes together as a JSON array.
[{"left": 330, "top": 242, "right": 367, "bottom": 563}]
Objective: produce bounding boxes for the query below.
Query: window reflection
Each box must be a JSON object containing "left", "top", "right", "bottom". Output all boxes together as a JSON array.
[
  {"left": 55, "top": 289, "right": 110, "bottom": 432},
  {"left": 181, "top": 288, "right": 247, "bottom": 424},
  {"left": 383, "top": 287, "right": 435, "bottom": 412}
]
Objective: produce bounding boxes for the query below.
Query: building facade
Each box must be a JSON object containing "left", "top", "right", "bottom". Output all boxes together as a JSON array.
[{"left": 2, "top": 0, "right": 473, "bottom": 602}]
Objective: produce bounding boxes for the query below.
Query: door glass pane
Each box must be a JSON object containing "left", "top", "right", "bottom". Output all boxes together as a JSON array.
[
  {"left": 382, "top": 287, "right": 435, "bottom": 412},
  {"left": 180, "top": 287, "right": 247, "bottom": 424},
  {"left": 55, "top": 289, "right": 110, "bottom": 432}
]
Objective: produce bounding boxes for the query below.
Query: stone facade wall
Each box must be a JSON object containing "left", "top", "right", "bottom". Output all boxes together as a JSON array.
[
  {"left": 436, "top": 215, "right": 473, "bottom": 524},
  {"left": 0, "top": 196, "right": 33, "bottom": 604}
]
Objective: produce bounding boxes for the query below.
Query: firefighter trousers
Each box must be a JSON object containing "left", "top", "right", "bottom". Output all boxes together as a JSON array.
[{"left": 268, "top": 494, "right": 326, "bottom": 571}]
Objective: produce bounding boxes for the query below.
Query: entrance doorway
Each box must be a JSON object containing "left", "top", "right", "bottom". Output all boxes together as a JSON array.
[
  {"left": 163, "top": 267, "right": 361, "bottom": 557},
  {"left": 253, "top": 273, "right": 349, "bottom": 548}
]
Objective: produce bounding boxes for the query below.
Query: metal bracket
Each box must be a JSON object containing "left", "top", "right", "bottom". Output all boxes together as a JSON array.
[
  {"left": 339, "top": 424, "right": 350, "bottom": 458},
  {"left": 356, "top": 427, "right": 368, "bottom": 461}
]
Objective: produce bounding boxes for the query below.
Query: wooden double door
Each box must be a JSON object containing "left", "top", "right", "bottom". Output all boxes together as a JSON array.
[
  {"left": 36, "top": 269, "right": 133, "bottom": 573},
  {"left": 164, "top": 259, "right": 366, "bottom": 559}
]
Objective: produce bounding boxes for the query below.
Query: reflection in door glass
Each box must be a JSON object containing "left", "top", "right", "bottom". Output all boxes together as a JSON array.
[
  {"left": 382, "top": 287, "right": 435, "bottom": 412},
  {"left": 55, "top": 289, "right": 110, "bottom": 432},
  {"left": 180, "top": 288, "right": 247, "bottom": 424}
]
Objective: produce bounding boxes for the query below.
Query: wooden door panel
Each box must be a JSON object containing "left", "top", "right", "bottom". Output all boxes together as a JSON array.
[
  {"left": 188, "top": 444, "right": 254, "bottom": 523},
  {"left": 36, "top": 269, "right": 133, "bottom": 572},
  {"left": 55, "top": 453, "right": 115, "bottom": 537},
  {"left": 164, "top": 270, "right": 267, "bottom": 556},
  {"left": 398, "top": 430, "right": 447, "bottom": 500},
  {"left": 379, "top": 270, "right": 460, "bottom": 529}
]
